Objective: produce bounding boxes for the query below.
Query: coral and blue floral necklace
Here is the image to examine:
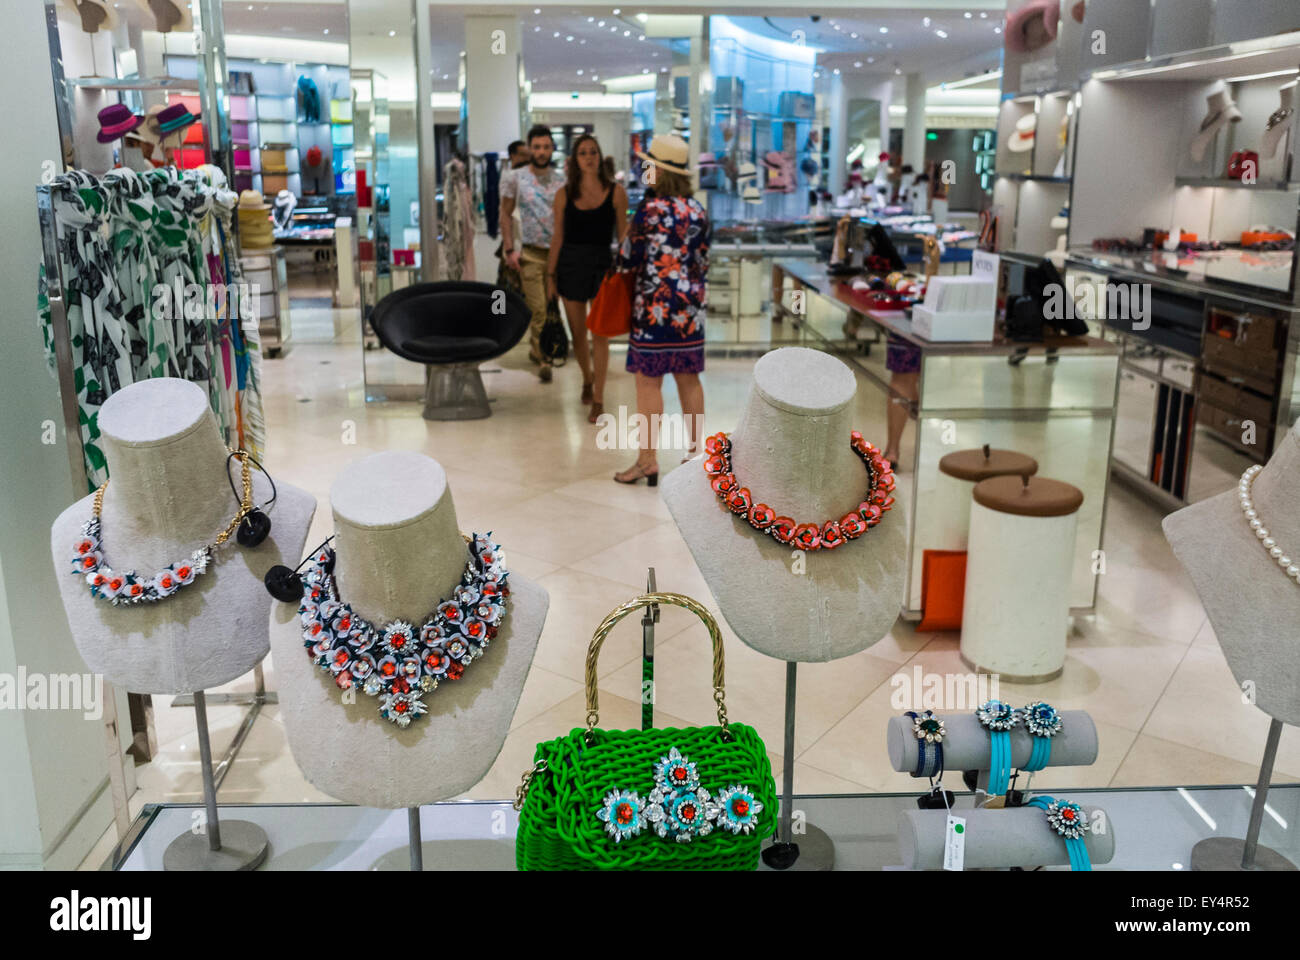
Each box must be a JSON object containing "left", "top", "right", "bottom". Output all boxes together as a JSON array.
[
  {"left": 71, "top": 451, "right": 255, "bottom": 605},
  {"left": 296, "top": 534, "right": 510, "bottom": 728}
]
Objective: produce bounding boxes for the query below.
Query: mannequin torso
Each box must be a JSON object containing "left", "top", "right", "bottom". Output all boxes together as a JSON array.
[
  {"left": 50, "top": 378, "right": 316, "bottom": 693},
  {"left": 1163, "top": 422, "right": 1300, "bottom": 725},
  {"left": 270, "top": 451, "right": 548, "bottom": 808},
  {"left": 662, "top": 347, "right": 906, "bottom": 661}
]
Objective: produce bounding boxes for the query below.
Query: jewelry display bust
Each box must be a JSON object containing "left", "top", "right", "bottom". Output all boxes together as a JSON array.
[
  {"left": 1190, "top": 89, "right": 1242, "bottom": 164},
  {"left": 50, "top": 378, "right": 315, "bottom": 693},
  {"left": 662, "top": 347, "right": 906, "bottom": 662},
  {"left": 1163, "top": 421, "right": 1300, "bottom": 725},
  {"left": 270, "top": 451, "right": 549, "bottom": 808}
]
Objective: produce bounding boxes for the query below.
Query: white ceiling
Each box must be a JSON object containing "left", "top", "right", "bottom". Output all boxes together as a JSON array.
[{"left": 216, "top": 2, "right": 1007, "bottom": 100}]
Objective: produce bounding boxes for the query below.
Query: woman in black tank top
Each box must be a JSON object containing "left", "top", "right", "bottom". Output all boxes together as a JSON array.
[{"left": 547, "top": 134, "right": 629, "bottom": 422}]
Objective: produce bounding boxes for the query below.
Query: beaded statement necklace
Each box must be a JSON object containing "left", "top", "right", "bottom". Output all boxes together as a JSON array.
[
  {"left": 297, "top": 534, "right": 509, "bottom": 727},
  {"left": 71, "top": 451, "right": 254, "bottom": 605},
  {"left": 702, "top": 430, "right": 896, "bottom": 550}
]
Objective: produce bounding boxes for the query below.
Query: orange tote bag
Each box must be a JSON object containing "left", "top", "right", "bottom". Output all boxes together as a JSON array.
[{"left": 586, "top": 271, "right": 634, "bottom": 337}]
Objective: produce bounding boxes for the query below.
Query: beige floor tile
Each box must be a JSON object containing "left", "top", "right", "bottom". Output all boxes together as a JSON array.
[
  {"left": 509, "top": 663, "right": 583, "bottom": 732},
  {"left": 531, "top": 566, "right": 698, "bottom": 682},
  {"left": 487, "top": 490, "right": 662, "bottom": 567},
  {"left": 1109, "top": 733, "right": 1298, "bottom": 787},
  {"left": 1142, "top": 643, "right": 1300, "bottom": 776}
]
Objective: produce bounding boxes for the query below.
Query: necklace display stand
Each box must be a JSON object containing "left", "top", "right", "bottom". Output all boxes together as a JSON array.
[
  {"left": 1164, "top": 420, "right": 1300, "bottom": 872},
  {"left": 270, "top": 452, "right": 548, "bottom": 861},
  {"left": 161, "top": 690, "right": 269, "bottom": 870},
  {"left": 760, "top": 662, "right": 835, "bottom": 871},
  {"left": 50, "top": 378, "right": 315, "bottom": 870},
  {"left": 663, "top": 347, "right": 906, "bottom": 872}
]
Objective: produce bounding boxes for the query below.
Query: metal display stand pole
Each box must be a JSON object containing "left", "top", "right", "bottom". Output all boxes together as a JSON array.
[
  {"left": 1191, "top": 718, "right": 1297, "bottom": 871},
  {"left": 760, "top": 663, "right": 835, "bottom": 871},
  {"left": 172, "top": 663, "right": 276, "bottom": 789},
  {"left": 162, "top": 691, "right": 270, "bottom": 870},
  {"left": 407, "top": 808, "right": 423, "bottom": 871},
  {"left": 642, "top": 568, "right": 658, "bottom": 730}
]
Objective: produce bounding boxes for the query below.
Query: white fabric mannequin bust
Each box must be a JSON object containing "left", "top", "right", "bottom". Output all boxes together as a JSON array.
[
  {"left": 661, "top": 348, "right": 906, "bottom": 662},
  {"left": 1163, "top": 421, "right": 1300, "bottom": 726},
  {"left": 50, "top": 378, "right": 315, "bottom": 693},
  {"left": 1263, "top": 83, "right": 1296, "bottom": 159},
  {"left": 270, "top": 452, "right": 548, "bottom": 808},
  {"left": 1190, "top": 89, "right": 1242, "bottom": 164}
]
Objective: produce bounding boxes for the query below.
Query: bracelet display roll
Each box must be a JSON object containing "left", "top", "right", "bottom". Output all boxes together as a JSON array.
[
  {"left": 1021, "top": 701, "right": 1063, "bottom": 772},
  {"left": 904, "top": 710, "right": 945, "bottom": 778},
  {"left": 1027, "top": 795, "right": 1092, "bottom": 871},
  {"left": 976, "top": 699, "right": 1020, "bottom": 797}
]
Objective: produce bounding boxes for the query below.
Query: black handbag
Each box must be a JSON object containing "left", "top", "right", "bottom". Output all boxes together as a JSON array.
[{"left": 539, "top": 298, "right": 569, "bottom": 366}]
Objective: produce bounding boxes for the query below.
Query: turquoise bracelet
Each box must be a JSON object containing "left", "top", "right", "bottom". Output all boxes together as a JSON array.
[
  {"left": 976, "top": 699, "right": 1019, "bottom": 797},
  {"left": 1021, "top": 701, "right": 1063, "bottom": 773},
  {"left": 1028, "top": 795, "right": 1092, "bottom": 871}
]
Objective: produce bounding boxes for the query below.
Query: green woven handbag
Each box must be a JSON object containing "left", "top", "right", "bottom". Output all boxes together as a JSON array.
[{"left": 514, "top": 592, "right": 777, "bottom": 870}]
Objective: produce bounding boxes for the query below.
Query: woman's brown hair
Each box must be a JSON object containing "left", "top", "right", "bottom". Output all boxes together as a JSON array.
[
  {"left": 565, "top": 133, "right": 612, "bottom": 201},
  {"left": 646, "top": 164, "right": 693, "bottom": 198}
]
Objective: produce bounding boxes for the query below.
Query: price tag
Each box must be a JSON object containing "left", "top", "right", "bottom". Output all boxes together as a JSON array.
[
  {"left": 972, "top": 249, "right": 1000, "bottom": 279},
  {"left": 943, "top": 815, "right": 966, "bottom": 871}
]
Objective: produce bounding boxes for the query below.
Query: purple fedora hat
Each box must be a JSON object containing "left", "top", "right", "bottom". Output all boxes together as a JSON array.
[
  {"left": 156, "top": 102, "right": 201, "bottom": 134},
  {"left": 97, "top": 103, "right": 143, "bottom": 143}
]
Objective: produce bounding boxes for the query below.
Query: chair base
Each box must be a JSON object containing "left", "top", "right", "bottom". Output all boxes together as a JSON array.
[{"left": 423, "top": 362, "right": 491, "bottom": 420}]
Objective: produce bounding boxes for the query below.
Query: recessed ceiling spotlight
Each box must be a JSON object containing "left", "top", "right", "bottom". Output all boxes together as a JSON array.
[
  {"left": 833, "top": 68, "right": 840, "bottom": 75},
  {"left": 587, "top": 16, "right": 594, "bottom": 21},
  {"left": 879, "top": 27, "right": 889, "bottom": 34},
  {"left": 534, "top": 25, "right": 541, "bottom": 31},
  {"left": 577, "top": 69, "right": 584, "bottom": 74},
  {"left": 965, "top": 11, "right": 973, "bottom": 17},
  {"left": 895, "top": 66, "right": 902, "bottom": 75},
  {"left": 867, "top": 57, "right": 875, "bottom": 63},
  {"left": 323, "top": 28, "right": 329, "bottom": 34},
  {"left": 850, "top": 32, "right": 858, "bottom": 38},
  {"left": 623, "top": 30, "right": 630, "bottom": 36},
  {"left": 854, "top": 61, "right": 862, "bottom": 68},
  {"left": 994, "top": 26, "right": 1002, "bottom": 33},
  {"left": 980, "top": 11, "right": 988, "bottom": 18},
  {"left": 553, "top": 31, "right": 560, "bottom": 37},
  {"left": 613, "top": 7, "right": 621, "bottom": 13},
  {"left": 533, "top": 7, "right": 540, "bottom": 13},
  {"left": 611, "top": 25, "right": 618, "bottom": 31},
  {"left": 598, "top": 20, "right": 605, "bottom": 26},
  {"left": 636, "top": 12, "right": 648, "bottom": 22},
  {"left": 923, "top": 16, "right": 931, "bottom": 27},
  {"left": 638, "top": 35, "right": 644, "bottom": 41},
  {"left": 387, "top": 29, "right": 395, "bottom": 37},
  {"left": 814, "top": 70, "right": 821, "bottom": 78},
  {"left": 936, "top": 29, "right": 949, "bottom": 38}
]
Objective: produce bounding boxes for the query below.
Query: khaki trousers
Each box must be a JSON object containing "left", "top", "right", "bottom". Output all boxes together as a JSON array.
[{"left": 520, "top": 245, "right": 551, "bottom": 366}]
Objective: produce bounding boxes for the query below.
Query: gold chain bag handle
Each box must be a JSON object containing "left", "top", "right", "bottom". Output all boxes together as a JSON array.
[{"left": 584, "top": 592, "right": 730, "bottom": 740}]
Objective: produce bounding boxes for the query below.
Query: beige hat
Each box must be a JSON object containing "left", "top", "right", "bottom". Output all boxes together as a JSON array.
[
  {"left": 238, "top": 189, "right": 271, "bottom": 211},
  {"left": 636, "top": 134, "right": 691, "bottom": 176},
  {"left": 137, "top": 104, "right": 185, "bottom": 151}
]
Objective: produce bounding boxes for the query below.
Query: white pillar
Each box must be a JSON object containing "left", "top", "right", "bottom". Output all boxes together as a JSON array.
[
  {"left": 463, "top": 16, "right": 523, "bottom": 156},
  {"left": 828, "top": 73, "right": 847, "bottom": 195},
  {"left": 903, "top": 71, "right": 928, "bottom": 171},
  {"left": 0, "top": 2, "right": 123, "bottom": 869}
]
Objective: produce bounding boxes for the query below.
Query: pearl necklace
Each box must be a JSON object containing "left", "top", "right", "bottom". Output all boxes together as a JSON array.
[{"left": 1238, "top": 465, "right": 1300, "bottom": 584}]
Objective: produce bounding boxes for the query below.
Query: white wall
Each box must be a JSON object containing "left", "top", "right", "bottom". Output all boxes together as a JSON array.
[
  {"left": 0, "top": 2, "right": 119, "bottom": 870},
  {"left": 464, "top": 16, "right": 522, "bottom": 156}
]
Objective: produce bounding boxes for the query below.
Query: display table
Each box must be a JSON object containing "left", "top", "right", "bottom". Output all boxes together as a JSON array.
[
  {"left": 771, "top": 259, "right": 1120, "bottom": 617},
  {"left": 105, "top": 783, "right": 1300, "bottom": 870}
]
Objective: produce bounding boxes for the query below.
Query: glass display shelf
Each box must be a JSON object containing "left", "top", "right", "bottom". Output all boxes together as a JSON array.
[{"left": 104, "top": 784, "right": 1300, "bottom": 871}]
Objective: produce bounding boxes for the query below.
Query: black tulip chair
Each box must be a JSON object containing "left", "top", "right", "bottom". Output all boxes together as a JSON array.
[{"left": 369, "top": 280, "right": 530, "bottom": 420}]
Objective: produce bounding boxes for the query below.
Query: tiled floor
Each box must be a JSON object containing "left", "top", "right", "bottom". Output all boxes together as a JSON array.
[{"left": 77, "top": 288, "right": 1300, "bottom": 868}]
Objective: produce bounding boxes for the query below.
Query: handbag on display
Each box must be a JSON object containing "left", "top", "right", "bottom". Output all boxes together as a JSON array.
[
  {"left": 538, "top": 298, "right": 569, "bottom": 366},
  {"left": 586, "top": 271, "right": 634, "bottom": 337},
  {"left": 514, "top": 592, "right": 777, "bottom": 871}
]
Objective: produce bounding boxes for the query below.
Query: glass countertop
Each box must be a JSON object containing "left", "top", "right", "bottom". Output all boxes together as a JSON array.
[{"left": 107, "top": 783, "right": 1300, "bottom": 871}]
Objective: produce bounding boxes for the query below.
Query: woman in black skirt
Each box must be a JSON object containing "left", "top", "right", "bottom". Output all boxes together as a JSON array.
[{"left": 547, "top": 134, "right": 628, "bottom": 422}]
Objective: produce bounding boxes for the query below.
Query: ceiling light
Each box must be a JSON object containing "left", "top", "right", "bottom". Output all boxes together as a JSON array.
[
  {"left": 533, "top": 7, "right": 540, "bottom": 12},
  {"left": 854, "top": 61, "right": 862, "bottom": 68},
  {"left": 323, "top": 28, "right": 329, "bottom": 34},
  {"left": 867, "top": 57, "right": 875, "bottom": 63},
  {"left": 895, "top": 67, "right": 902, "bottom": 74},
  {"left": 387, "top": 30, "right": 395, "bottom": 37},
  {"left": 623, "top": 30, "right": 630, "bottom": 36},
  {"left": 598, "top": 20, "right": 605, "bottom": 26},
  {"left": 577, "top": 69, "right": 584, "bottom": 75},
  {"left": 850, "top": 32, "right": 858, "bottom": 39},
  {"left": 638, "top": 35, "right": 645, "bottom": 41},
  {"left": 814, "top": 70, "right": 821, "bottom": 78},
  {"left": 941, "top": 69, "right": 1003, "bottom": 89},
  {"left": 833, "top": 68, "right": 841, "bottom": 75},
  {"left": 611, "top": 26, "right": 618, "bottom": 31},
  {"left": 553, "top": 31, "right": 561, "bottom": 37},
  {"left": 534, "top": 25, "right": 540, "bottom": 31},
  {"left": 613, "top": 7, "right": 621, "bottom": 13},
  {"left": 936, "top": 29, "right": 949, "bottom": 39},
  {"left": 994, "top": 26, "right": 1002, "bottom": 33},
  {"left": 879, "top": 27, "right": 889, "bottom": 34},
  {"left": 965, "top": 11, "right": 973, "bottom": 17},
  {"left": 980, "top": 11, "right": 988, "bottom": 17},
  {"left": 642, "top": 68, "right": 650, "bottom": 74},
  {"left": 923, "top": 17, "right": 930, "bottom": 27},
  {"left": 587, "top": 16, "right": 594, "bottom": 21}
]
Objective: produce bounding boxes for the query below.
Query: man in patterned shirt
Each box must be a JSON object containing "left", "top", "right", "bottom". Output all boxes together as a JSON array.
[{"left": 501, "top": 125, "right": 563, "bottom": 382}]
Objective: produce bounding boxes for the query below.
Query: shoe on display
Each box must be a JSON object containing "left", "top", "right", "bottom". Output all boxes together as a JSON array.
[{"left": 1262, "top": 83, "right": 1296, "bottom": 158}]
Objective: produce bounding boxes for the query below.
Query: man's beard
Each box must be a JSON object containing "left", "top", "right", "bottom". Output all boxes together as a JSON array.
[{"left": 531, "top": 157, "right": 552, "bottom": 171}]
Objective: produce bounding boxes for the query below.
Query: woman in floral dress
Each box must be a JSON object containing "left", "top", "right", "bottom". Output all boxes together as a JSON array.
[{"left": 613, "top": 135, "right": 710, "bottom": 486}]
